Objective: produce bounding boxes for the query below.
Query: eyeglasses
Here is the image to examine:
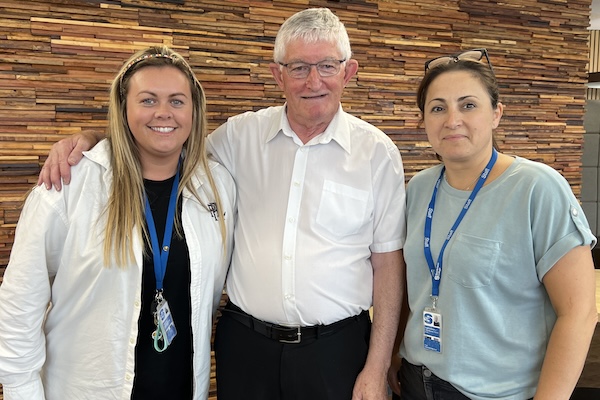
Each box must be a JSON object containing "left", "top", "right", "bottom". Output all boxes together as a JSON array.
[
  {"left": 424, "top": 48, "right": 493, "bottom": 73},
  {"left": 278, "top": 59, "right": 346, "bottom": 79}
]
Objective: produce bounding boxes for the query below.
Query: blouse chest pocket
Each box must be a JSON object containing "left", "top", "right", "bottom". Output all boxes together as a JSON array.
[
  {"left": 446, "top": 233, "right": 501, "bottom": 288},
  {"left": 316, "top": 180, "right": 370, "bottom": 238}
]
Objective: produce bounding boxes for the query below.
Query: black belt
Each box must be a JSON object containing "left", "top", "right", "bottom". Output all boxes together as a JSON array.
[{"left": 222, "top": 302, "right": 370, "bottom": 344}]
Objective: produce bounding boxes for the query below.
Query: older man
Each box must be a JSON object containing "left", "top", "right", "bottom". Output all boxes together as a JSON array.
[{"left": 39, "top": 8, "right": 405, "bottom": 400}]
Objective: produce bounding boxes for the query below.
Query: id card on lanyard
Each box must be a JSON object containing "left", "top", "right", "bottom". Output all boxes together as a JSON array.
[
  {"left": 422, "top": 149, "right": 497, "bottom": 353},
  {"left": 145, "top": 162, "right": 181, "bottom": 353}
]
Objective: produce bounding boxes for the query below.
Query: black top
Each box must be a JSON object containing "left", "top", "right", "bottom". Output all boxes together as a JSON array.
[{"left": 131, "top": 175, "right": 193, "bottom": 400}]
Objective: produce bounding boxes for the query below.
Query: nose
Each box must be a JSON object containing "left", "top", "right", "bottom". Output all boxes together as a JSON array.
[
  {"left": 305, "top": 66, "right": 323, "bottom": 88},
  {"left": 445, "top": 108, "right": 462, "bottom": 129},
  {"left": 154, "top": 102, "right": 172, "bottom": 119}
]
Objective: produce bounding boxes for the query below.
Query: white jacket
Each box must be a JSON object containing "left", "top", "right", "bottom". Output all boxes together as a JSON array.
[{"left": 0, "top": 140, "right": 236, "bottom": 399}]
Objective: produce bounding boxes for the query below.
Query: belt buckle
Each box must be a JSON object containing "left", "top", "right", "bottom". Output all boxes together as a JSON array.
[{"left": 278, "top": 326, "right": 302, "bottom": 344}]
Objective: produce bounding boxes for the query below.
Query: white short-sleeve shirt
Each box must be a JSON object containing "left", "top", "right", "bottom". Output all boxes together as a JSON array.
[{"left": 207, "top": 105, "right": 406, "bottom": 325}]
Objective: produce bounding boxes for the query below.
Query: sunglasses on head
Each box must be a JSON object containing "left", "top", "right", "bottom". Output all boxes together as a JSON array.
[{"left": 424, "top": 48, "right": 494, "bottom": 73}]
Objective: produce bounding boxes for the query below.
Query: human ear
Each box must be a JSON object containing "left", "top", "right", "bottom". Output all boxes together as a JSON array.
[
  {"left": 269, "top": 62, "right": 285, "bottom": 90},
  {"left": 342, "top": 59, "right": 359, "bottom": 85},
  {"left": 492, "top": 102, "right": 504, "bottom": 129}
]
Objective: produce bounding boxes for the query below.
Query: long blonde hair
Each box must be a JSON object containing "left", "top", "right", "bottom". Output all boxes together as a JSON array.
[{"left": 103, "top": 45, "right": 226, "bottom": 267}]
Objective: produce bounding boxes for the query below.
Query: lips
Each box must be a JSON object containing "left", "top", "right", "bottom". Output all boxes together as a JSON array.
[
  {"left": 443, "top": 134, "right": 466, "bottom": 140},
  {"left": 150, "top": 127, "right": 176, "bottom": 133},
  {"left": 302, "top": 93, "right": 327, "bottom": 99}
]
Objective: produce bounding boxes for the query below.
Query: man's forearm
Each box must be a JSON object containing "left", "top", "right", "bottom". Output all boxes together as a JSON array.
[{"left": 365, "top": 250, "right": 403, "bottom": 371}]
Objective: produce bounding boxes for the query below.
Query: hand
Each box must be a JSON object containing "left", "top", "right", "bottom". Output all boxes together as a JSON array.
[
  {"left": 351, "top": 366, "right": 388, "bottom": 400},
  {"left": 387, "top": 354, "right": 402, "bottom": 396},
  {"left": 37, "top": 130, "right": 100, "bottom": 191}
]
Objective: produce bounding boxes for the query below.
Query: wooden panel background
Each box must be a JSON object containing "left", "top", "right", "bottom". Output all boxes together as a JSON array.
[
  {"left": 0, "top": 0, "right": 593, "bottom": 398},
  {"left": 590, "top": 29, "right": 600, "bottom": 100}
]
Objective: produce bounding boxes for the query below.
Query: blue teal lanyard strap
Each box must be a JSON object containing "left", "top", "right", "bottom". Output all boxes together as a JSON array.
[
  {"left": 144, "top": 165, "right": 181, "bottom": 292},
  {"left": 424, "top": 149, "right": 498, "bottom": 298}
]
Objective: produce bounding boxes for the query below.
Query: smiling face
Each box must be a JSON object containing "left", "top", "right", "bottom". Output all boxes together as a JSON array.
[
  {"left": 423, "top": 70, "right": 503, "bottom": 165},
  {"left": 269, "top": 39, "right": 358, "bottom": 139},
  {"left": 126, "top": 65, "right": 192, "bottom": 176}
]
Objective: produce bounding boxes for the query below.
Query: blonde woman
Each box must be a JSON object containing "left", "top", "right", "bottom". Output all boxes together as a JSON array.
[{"left": 0, "top": 46, "right": 236, "bottom": 399}]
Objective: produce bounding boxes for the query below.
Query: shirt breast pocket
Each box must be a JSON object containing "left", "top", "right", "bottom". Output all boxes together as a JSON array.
[
  {"left": 316, "top": 180, "right": 370, "bottom": 238},
  {"left": 446, "top": 233, "right": 501, "bottom": 288}
]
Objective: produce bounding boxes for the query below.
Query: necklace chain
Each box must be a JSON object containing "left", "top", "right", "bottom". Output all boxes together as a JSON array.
[{"left": 444, "top": 173, "right": 481, "bottom": 191}]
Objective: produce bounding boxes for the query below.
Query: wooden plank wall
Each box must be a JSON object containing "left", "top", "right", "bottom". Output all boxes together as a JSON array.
[
  {"left": 590, "top": 29, "right": 600, "bottom": 100},
  {"left": 0, "top": 0, "right": 592, "bottom": 398}
]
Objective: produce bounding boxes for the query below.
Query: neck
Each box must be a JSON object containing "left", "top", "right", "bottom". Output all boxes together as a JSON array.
[
  {"left": 289, "top": 121, "right": 328, "bottom": 144},
  {"left": 444, "top": 151, "right": 512, "bottom": 191},
  {"left": 141, "top": 155, "right": 180, "bottom": 181},
  {"left": 445, "top": 172, "right": 480, "bottom": 191},
  {"left": 444, "top": 149, "right": 494, "bottom": 191},
  {"left": 285, "top": 109, "right": 333, "bottom": 144}
]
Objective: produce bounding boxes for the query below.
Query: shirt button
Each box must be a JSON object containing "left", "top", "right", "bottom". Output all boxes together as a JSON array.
[
  {"left": 288, "top": 217, "right": 295, "bottom": 223},
  {"left": 571, "top": 207, "right": 579, "bottom": 217},
  {"left": 130, "top": 337, "right": 135, "bottom": 345},
  {"left": 294, "top": 181, "right": 300, "bottom": 187},
  {"left": 284, "top": 294, "right": 293, "bottom": 300},
  {"left": 134, "top": 301, "right": 140, "bottom": 308},
  {"left": 126, "top": 374, "right": 132, "bottom": 381},
  {"left": 423, "top": 368, "right": 432, "bottom": 378},
  {"left": 284, "top": 254, "right": 292, "bottom": 260}
]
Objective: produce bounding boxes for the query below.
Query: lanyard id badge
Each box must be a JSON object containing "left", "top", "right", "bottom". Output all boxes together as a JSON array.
[
  {"left": 422, "top": 149, "right": 498, "bottom": 353},
  {"left": 423, "top": 307, "right": 442, "bottom": 353},
  {"left": 145, "top": 161, "right": 181, "bottom": 352},
  {"left": 152, "top": 293, "right": 177, "bottom": 351}
]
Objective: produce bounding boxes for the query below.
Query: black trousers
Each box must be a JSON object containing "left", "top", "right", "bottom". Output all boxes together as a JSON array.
[
  {"left": 393, "top": 359, "right": 533, "bottom": 400},
  {"left": 393, "top": 359, "right": 469, "bottom": 400},
  {"left": 214, "top": 303, "right": 371, "bottom": 400}
]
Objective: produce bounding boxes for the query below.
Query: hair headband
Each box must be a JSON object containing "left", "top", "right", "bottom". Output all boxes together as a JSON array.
[
  {"left": 119, "top": 53, "right": 175, "bottom": 97},
  {"left": 122, "top": 53, "right": 175, "bottom": 75}
]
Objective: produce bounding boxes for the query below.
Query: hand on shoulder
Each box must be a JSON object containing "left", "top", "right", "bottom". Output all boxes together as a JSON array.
[{"left": 38, "top": 130, "right": 103, "bottom": 191}]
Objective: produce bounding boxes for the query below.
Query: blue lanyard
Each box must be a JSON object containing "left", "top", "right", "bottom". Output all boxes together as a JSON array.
[
  {"left": 424, "top": 149, "right": 497, "bottom": 299},
  {"left": 144, "top": 165, "right": 180, "bottom": 292}
]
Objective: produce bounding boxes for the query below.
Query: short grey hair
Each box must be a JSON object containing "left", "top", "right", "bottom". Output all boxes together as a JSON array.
[{"left": 273, "top": 8, "right": 352, "bottom": 63}]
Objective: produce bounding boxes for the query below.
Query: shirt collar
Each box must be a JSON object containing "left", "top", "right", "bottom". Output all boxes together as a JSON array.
[{"left": 266, "top": 104, "right": 352, "bottom": 154}]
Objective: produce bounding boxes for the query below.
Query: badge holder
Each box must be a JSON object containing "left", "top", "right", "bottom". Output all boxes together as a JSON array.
[
  {"left": 423, "top": 296, "right": 442, "bottom": 353},
  {"left": 152, "top": 290, "right": 177, "bottom": 352}
]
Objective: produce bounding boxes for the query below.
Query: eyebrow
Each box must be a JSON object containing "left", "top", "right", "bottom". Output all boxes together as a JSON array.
[
  {"left": 457, "top": 94, "right": 479, "bottom": 102},
  {"left": 286, "top": 57, "right": 341, "bottom": 63},
  {"left": 427, "top": 94, "right": 479, "bottom": 105},
  {"left": 135, "top": 90, "right": 189, "bottom": 98}
]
